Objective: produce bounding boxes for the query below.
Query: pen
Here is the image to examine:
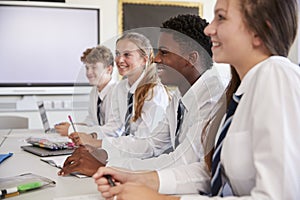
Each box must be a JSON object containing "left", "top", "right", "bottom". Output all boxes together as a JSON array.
[
  {"left": 103, "top": 175, "right": 116, "bottom": 187},
  {"left": 68, "top": 115, "right": 77, "bottom": 132}
]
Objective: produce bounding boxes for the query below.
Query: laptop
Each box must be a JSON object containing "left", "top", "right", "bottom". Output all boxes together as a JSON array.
[
  {"left": 37, "top": 101, "right": 57, "bottom": 133},
  {"left": 21, "top": 145, "right": 74, "bottom": 157}
]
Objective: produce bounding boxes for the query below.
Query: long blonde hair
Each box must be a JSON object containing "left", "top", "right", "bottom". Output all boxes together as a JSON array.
[{"left": 116, "top": 32, "right": 168, "bottom": 122}]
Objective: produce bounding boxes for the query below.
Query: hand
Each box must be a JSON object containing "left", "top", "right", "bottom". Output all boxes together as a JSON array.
[
  {"left": 69, "top": 132, "right": 102, "bottom": 147},
  {"left": 93, "top": 167, "right": 135, "bottom": 199},
  {"left": 58, "top": 146, "right": 106, "bottom": 177},
  {"left": 54, "top": 122, "right": 70, "bottom": 136},
  {"left": 107, "top": 182, "right": 176, "bottom": 200},
  {"left": 93, "top": 167, "right": 159, "bottom": 199}
]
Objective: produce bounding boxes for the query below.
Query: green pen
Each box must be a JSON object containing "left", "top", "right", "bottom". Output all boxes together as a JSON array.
[{"left": 17, "top": 182, "right": 43, "bottom": 192}]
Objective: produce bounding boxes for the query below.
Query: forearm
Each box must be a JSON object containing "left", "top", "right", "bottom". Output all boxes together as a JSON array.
[{"left": 135, "top": 171, "right": 160, "bottom": 191}]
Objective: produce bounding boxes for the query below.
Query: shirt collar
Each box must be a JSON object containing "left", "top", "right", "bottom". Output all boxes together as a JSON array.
[
  {"left": 98, "top": 78, "right": 116, "bottom": 100},
  {"left": 126, "top": 70, "right": 145, "bottom": 94},
  {"left": 236, "top": 57, "right": 271, "bottom": 96},
  {"left": 180, "top": 68, "right": 219, "bottom": 112}
]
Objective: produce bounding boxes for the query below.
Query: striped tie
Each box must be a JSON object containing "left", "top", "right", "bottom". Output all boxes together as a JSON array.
[
  {"left": 97, "top": 97, "right": 102, "bottom": 126},
  {"left": 211, "top": 94, "right": 243, "bottom": 196},
  {"left": 162, "top": 100, "right": 185, "bottom": 154},
  {"left": 123, "top": 92, "right": 133, "bottom": 136},
  {"left": 174, "top": 100, "right": 185, "bottom": 148}
]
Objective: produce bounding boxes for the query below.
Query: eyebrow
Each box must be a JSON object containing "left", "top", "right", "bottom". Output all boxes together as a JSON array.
[
  {"left": 215, "top": 8, "right": 224, "bottom": 14},
  {"left": 158, "top": 46, "right": 169, "bottom": 50},
  {"left": 115, "top": 49, "right": 136, "bottom": 53}
]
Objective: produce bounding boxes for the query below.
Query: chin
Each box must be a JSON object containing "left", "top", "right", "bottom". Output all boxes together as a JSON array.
[{"left": 117, "top": 69, "right": 127, "bottom": 76}]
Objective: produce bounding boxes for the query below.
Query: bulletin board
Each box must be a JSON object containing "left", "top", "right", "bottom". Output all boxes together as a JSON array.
[{"left": 118, "top": 0, "right": 203, "bottom": 33}]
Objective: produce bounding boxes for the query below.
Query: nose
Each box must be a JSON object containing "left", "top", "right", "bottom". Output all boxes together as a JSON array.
[
  {"left": 154, "top": 53, "right": 161, "bottom": 63},
  {"left": 204, "top": 23, "right": 215, "bottom": 37},
  {"left": 115, "top": 55, "right": 124, "bottom": 64}
]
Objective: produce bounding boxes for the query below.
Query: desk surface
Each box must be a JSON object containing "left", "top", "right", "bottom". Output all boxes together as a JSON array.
[{"left": 0, "top": 129, "right": 103, "bottom": 200}]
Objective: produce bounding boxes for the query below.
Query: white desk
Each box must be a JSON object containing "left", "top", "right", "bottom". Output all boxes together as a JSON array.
[
  {"left": 0, "top": 129, "right": 103, "bottom": 200},
  {"left": 0, "top": 129, "right": 11, "bottom": 146}
]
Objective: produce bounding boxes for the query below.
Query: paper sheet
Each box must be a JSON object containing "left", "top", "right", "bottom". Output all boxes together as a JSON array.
[
  {"left": 41, "top": 156, "right": 87, "bottom": 178},
  {"left": 53, "top": 193, "right": 103, "bottom": 200}
]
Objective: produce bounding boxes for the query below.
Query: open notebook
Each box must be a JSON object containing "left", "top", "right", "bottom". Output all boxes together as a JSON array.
[{"left": 41, "top": 156, "right": 87, "bottom": 178}]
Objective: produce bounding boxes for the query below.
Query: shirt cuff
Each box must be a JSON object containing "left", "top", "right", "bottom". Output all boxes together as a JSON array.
[
  {"left": 102, "top": 137, "right": 119, "bottom": 160},
  {"left": 157, "top": 169, "right": 177, "bottom": 194}
]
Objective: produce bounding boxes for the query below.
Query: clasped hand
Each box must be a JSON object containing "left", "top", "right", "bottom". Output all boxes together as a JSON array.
[{"left": 58, "top": 145, "right": 107, "bottom": 177}]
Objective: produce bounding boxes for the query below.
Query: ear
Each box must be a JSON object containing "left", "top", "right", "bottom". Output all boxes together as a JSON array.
[
  {"left": 252, "top": 32, "right": 263, "bottom": 47},
  {"left": 143, "top": 55, "right": 151, "bottom": 66},
  {"left": 106, "top": 65, "right": 113, "bottom": 75},
  {"left": 187, "top": 51, "right": 199, "bottom": 66}
]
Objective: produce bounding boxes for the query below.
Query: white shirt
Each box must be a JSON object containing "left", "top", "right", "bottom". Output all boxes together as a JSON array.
[
  {"left": 69, "top": 79, "right": 116, "bottom": 134},
  {"left": 101, "top": 81, "right": 170, "bottom": 158},
  {"left": 98, "top": 72, "right": 169, "bottom": 143},
  {"left": 107, "top": 67, "right": 226, "bottom": 169},
  {"left": 161, "top": 56, "right": 300, "bottom": 199}
]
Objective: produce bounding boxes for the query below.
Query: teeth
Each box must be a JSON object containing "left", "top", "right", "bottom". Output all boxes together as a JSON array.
[
  {"left": 119, "top": 66, "right": 127, "bottom": 69},
  {"left": 212, "top": 42, "right": 220, "bottom": 47}
]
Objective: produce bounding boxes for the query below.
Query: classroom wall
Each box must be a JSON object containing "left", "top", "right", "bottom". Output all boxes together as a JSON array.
[
  {"left": 66, "top": 0, "right": 299, "bottom": 64},
  {"left": 66, "top": 0, "right": 217, "bottom": 43},
  {"left": 0, "top": 0, "right": 299, "bottom": 129}
]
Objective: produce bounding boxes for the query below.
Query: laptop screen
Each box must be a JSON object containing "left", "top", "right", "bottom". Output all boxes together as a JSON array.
[{"left": 37, "top": 101, "right": 51, "bottom": 133}]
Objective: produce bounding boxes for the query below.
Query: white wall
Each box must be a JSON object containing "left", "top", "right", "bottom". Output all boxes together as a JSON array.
[
  {"left": 1, "top": 0, "right": 298, "bottom": 129},
  {"left": 66, "top": 0, "right": 298, "bottom": 64},
  {"left": 66, "top": 0, "right": 217, "bottom": 43}
]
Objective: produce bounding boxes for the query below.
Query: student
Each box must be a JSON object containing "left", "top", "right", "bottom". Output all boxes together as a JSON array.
[
  {"left": 58, "top": 14, "right": 225, "bottom": 176},
  {"left": 93, "top": 0, "right": 300, "bottom": 199},
  {"left": 55, "top": 45, "right": 115, "bottom": 136},
  {"left": 69, "top": 32, "right": 169, "bottom": 144},
  {"left": 103, "top": 15, "right": 225, "bottom": 169},
  {"left": 58, "top": 32, "right": 170, "bottom": 175}
]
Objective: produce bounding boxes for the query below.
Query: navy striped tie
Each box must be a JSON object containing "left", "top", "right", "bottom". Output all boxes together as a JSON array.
[
  {"left": 97, "top": 97, "right": 102, "bottom": 126},
  {"left": 123, "top": 92, "right": 133, "bottom": 136},
  {"left": 211, "top": 94, "right": 243, "bottom": 196},
  {"left": 174, "top": 100, "right": 185, "bottom": 148}
]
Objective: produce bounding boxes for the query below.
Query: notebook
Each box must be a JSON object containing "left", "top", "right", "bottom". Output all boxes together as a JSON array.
[
  {"left": 21, "top": 145, "right": 74, "bottom": 157},
  {"left": 40, "top": 156, "right": 87, "bottom": 178},
  {"left": 37, "top": 101, "right": 57, "bottom": 133}
]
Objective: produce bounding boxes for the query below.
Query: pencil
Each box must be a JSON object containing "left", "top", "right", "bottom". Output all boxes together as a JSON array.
[{"left": 68, "top": 115, "right": 77, "bottom": 132}]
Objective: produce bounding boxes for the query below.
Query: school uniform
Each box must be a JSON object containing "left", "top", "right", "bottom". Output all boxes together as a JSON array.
[
  {"left": 106, "top": 67, "right": 226, "bottom": 169},
  {"left": 158, "top": 56, "right": 300, "bottom": 200},
  {"left": 92, "top": 71, "right": 169, "bottom": 140},
  {"left": 68, "top": 79, "right": 116, "bottom": 134}
]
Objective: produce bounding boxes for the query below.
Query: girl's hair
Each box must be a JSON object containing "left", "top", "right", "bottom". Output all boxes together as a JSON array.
[
  {"left": 81, "top": 45, "right": 114, "bottom": 67},
  {"left": 240, "top": 0, "right": 298, "bottom": 57},
  {"left": 116, "top": 32, "right": 154, "bottom": 65},
  {"left": 117, "top": 32, "right": 166, "bottom": 122},
  {"left": 202, "top": 66, "right": 240, "bottom": 171},
  {"left": 132, "top": 63, "right": 170, "bottom": 122}
]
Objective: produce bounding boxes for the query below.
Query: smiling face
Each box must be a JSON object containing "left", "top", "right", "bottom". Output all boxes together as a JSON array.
[
  {"left": 154, "top": 32, "right": 189, "bottom": 86},
  {"left": 204, "top": 0, "right": 255, "bottom": 68},
  {"left": 85, "top": 62, "right": 111, "bottom": 87},
  {"left": 115, "top": 39, "right": 147, "bottom": 78}
]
